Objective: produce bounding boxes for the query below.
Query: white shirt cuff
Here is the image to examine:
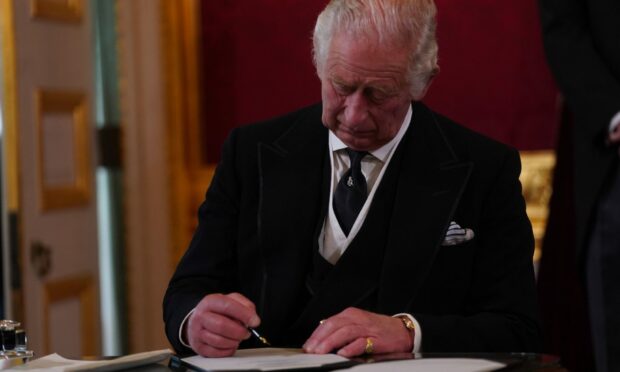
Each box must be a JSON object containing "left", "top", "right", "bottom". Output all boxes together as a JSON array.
[
  {"left": 393, "top": 313, "right": 422, "bottom": 353},
  {"left": 610, "top": 111, "right": 620, "bottom": 133},
  {"left": 178, "top": 308, "right": 196, "bottom": 348}
]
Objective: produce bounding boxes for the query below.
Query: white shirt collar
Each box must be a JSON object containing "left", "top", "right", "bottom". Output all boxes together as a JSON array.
[{"left": 328, "top": 103, "right": 413, "bottom": 162}]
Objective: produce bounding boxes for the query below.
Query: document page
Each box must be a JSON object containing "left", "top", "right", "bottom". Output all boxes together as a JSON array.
[
  {"left": 343, "top": 358, "right": 506, "bottom": 372},
  {"left": 181, "top": 348, "right": 350, "bottom": 371},
  {"left": 10, "top": 349, "right": 172, "bottom": 371}
]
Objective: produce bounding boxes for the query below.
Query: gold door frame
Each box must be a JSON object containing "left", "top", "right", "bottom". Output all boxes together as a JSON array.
[{"left": 161, "top": 0, "right": 216, "bottom": 265}]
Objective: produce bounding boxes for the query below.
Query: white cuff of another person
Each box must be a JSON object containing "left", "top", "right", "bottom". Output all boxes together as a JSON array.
[
  {"left": 610, "top": 111, "right": 620, "bottom": 133},
  {"left": 393, "top": 313, "right": 422, "bottom": 352},
  {"left": 178, "top": 308, "right": 196, "bottom": 348}
]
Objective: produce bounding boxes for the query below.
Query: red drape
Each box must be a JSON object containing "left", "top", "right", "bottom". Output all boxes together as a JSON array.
[{"left": 200, "top": 0, "right": 559, "bottom": 162}]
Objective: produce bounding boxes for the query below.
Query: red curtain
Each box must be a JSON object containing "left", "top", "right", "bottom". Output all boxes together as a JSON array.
[{"left": 200, "top": 0, "right": 559, "bottom": 162}]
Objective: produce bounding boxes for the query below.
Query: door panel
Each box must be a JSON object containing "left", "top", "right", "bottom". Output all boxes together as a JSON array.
[{"left": 7, "top": 0, "right": 100, "bottom": 356}]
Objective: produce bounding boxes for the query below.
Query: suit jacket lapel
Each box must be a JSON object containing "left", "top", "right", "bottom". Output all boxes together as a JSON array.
[{"left": 378, "top": 102, "right": 473, "bottom": 314}]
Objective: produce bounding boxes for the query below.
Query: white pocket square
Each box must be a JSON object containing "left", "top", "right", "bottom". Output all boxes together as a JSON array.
[{"left": 441, "top": 221, "right": 475, "bottom": 246}]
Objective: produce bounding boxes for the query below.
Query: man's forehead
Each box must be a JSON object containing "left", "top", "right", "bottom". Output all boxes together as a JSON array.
[
  {"left": 327, "top": 31, "right": 411, "bottom": 65},
  {"left": 330, "top": 30, "right": 395, "bottom": 51},
  {"left": 325, "top": 37, "right": 409, "bottom": 80}
]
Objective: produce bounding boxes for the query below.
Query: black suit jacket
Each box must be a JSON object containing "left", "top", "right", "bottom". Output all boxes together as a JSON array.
[
  {"left": 539, "top": 0, "right": 620, "bottom": 257},
  {"left": 163, "top": 101, "right": 541, "bottom": 354}
]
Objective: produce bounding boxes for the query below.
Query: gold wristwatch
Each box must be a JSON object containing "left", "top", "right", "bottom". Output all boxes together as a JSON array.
[
  {"left": 396, "top": 315, "right": 416, "bottom": 347},
  {"left": 397, "top": 315, "right": 416, "bottom": 332}
]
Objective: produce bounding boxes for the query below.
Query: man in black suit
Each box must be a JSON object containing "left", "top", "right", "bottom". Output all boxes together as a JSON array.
[
  {"left": 164, "top": 0, "right": 541, "bottom": 357},
  {"left": 539, "top": 0, "right": 620, "bottom": 371}
]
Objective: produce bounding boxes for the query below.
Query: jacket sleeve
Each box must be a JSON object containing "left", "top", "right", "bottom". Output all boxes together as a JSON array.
[
  {"left": 414, "top": 149, "right": 542, "bottom": 352},
  {"left": 162, "top": 129, "right": 242, "bottom": 354}
]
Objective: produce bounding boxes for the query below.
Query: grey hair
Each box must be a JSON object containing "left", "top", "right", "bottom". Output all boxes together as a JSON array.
[{"left": 312, "top": 0, "right": 439, "bottom": 100}]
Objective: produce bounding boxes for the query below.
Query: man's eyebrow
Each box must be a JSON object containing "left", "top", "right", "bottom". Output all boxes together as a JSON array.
[{"left": 330, "top": 76, "right": 354, "bottom": 85}]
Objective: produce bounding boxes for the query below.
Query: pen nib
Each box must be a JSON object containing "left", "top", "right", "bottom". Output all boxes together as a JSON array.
[
  {"left": 259, "top": 336, "right": 271, "bottom": 346},
  {"left": 249, "top": 327, "right": 271, "bottom": 346}
]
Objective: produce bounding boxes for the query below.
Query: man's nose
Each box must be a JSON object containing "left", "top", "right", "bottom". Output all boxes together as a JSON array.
[{"left": 344, "top": 91, "right": 369, "bottom": 127}]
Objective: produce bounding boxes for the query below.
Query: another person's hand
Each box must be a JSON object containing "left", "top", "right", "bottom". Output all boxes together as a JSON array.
[
  {"left": 303, "top": 307, "right": 413, "bottom": 357},
  {"left": 186, "top": 292, "right": 260, "bottom": 357},
  {"left": 609, "top": 125, "right": 620, "bottom": 155}
]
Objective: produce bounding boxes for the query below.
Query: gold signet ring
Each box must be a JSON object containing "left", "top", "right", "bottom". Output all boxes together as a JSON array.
[{"left": 364, "top": 338, "right": 374, "bottom": 354}]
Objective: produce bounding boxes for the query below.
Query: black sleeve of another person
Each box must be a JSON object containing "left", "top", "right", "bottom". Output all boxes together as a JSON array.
[{"left": 538, "top": 0, "right": 620, "bottom": 134}]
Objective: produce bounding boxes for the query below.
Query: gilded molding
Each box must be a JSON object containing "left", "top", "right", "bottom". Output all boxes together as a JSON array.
[
  {"left": 519, "top": 150, "right": 556, "bottom": 262},
  {"left": 161, "top": 0, "right": 215, "bottom": 265},
  {"left": 35, "top": 89, "right": 92, "bottom": 211},
  {"left": 0, "top": 0, "right": 20, "bottom": 212},
  {"left": 30, "top": 0, "right": 83, "bottom": 23}
]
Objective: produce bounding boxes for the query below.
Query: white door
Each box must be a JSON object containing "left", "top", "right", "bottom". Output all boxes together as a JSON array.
[{"left": 2, "top": 0, "right": 100, "bottom": 356}]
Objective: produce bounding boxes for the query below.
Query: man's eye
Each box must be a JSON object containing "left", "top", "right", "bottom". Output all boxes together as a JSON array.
[
  {"left": 367, "top": 89, "right": 389, "bottom": 103},
  {"left": 333, "top": 82, "right": 353, "bottom": 95}
]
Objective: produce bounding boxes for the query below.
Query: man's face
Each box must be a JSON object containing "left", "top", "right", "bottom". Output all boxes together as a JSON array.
[{"left": 320, "top": 32, "right": 413, "bottom": 151}]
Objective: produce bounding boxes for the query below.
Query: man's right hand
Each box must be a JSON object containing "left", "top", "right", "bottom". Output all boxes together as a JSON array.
[{"left": 186, "top": 292, "right": 260, "bottom": 357}]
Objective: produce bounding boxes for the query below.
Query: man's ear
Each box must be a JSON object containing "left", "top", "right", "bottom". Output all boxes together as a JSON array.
[{"left": 413, "top": 67, "right": 439, "bottom": 101}]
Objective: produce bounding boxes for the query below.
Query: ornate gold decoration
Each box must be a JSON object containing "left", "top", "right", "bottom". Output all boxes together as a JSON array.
[
  {"left": 519, "top": 150, "right": 556, "bottom": 262},
  {"left": 31, "top": 0, "right": 83, "bottom": 23},
  {"left": 1, "top": 0, "right": 20, "bottom": 212},
  {"left": 43, "top": 274, "right": 96, "bottom": 355},
  {"left": 1, "top": 0, "right": 26, "bottom": 323},
  {"left": 36, "top": 89, "right": 92, "bottom": 211}
]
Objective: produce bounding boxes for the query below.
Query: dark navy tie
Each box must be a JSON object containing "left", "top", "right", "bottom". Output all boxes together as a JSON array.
[{"left": 333, "top": 149, "right": 368, "bottom": 236}]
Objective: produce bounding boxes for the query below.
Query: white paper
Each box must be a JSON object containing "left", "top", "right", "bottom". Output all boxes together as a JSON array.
[
  {"left": 181, "top": 348, "right": 349, "bottom": 371},
  {"left": 8, "top": 349, "right": 172, "bottom": 371},
  {"left": 341, "top": 358, "right": 505, "bottom": 372}
]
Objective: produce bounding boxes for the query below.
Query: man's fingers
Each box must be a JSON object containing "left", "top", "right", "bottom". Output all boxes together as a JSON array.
[
  {"left": 337, "top": 337, "right": 368, "bottom": 357},
  {"left": 188, "top": 326, "right": 240, "bottom": 352},
  {"left": 193, "top": 342, "right": 237, "bottom": 358},
  {"left": 303, "top": 318, "right": 342, "bottom": 352},
  {"left": 197, "top": 312, "right": 251, "bottom": 341},
  {"left": 609, "top": 126, "right": 620, "bottom": 143},
  {"left": 226, "top": 292, "right": 256, "bottom": 312},
  {"left": 199, "top": 293, "right": 260, "bottom": 328},
  {"left": 303, "top": 308, "right": 414, "bottom": 355},
  {"left": 304, "top": 308, "right": 366, "bottom": 353},
  {"left": 186, "top": 293, "right": 262, "bottom": 357},
  {"left": 311, "top": 324, "right": 365, "bottom": 354},
  {"left": 198, "top": 328, "right": 243, "bottom": 350}
]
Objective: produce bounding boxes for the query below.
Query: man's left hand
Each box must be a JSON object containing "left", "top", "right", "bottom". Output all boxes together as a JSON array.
[
  {"left": 302, "top": 307, "right": 413, "bottom": 357},
  {"left": 609, "top": 125, "right": 620, "bottom": 143},
  {"left": 610, "top": 126, "right": 620, "bottom": 155}
]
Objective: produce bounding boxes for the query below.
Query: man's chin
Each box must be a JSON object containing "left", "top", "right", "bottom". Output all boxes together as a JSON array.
[{"left": 339, "top": 137, "right": 382, "bottom": 152}]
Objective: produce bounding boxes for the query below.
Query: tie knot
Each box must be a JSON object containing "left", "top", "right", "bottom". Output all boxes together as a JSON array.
[{"left": 345, "top": 149, "right": 368, "bottom": 167}]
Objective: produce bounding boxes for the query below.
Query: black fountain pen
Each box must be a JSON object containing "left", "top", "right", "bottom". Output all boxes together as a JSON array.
[{"left": 248, "top": 327, "right": 271, "bottom": 346}]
